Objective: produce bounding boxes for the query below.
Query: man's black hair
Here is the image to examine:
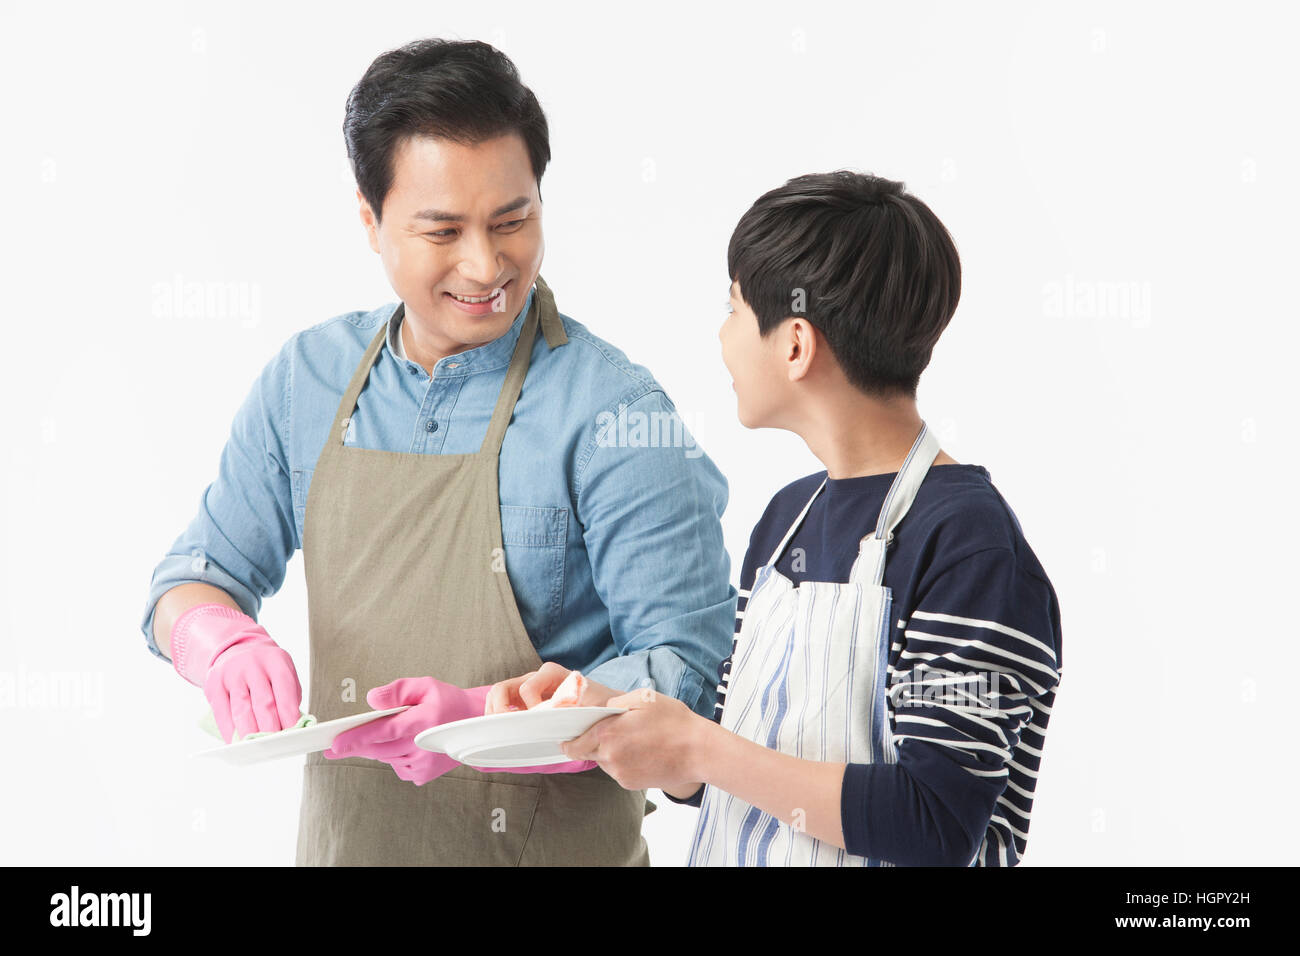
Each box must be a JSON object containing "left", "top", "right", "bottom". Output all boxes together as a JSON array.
[
  {"left": 344, "top": 38, "right": 550, "bottom": 225},
  {"left": 728, "top": 171, "right": 961, "bottom": 398}
]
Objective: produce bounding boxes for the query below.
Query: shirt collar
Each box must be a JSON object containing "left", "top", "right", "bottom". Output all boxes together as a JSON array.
[{"left": 386, "top": 283, "right": 537, "bottom": 376}]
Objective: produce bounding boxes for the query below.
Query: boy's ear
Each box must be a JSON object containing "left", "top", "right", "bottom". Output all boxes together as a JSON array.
[{"left": 784, "top": 318, "right": 819, "bottom": 381}]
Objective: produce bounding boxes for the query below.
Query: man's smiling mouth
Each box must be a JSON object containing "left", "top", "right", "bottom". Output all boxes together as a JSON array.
[{"left": 445, "top": 279, "right": 510, "bottom": 304}]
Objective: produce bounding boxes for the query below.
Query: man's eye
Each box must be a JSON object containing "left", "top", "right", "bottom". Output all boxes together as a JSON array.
[{"left": 425, "top": 220, "right": 522, "bottom": 238}]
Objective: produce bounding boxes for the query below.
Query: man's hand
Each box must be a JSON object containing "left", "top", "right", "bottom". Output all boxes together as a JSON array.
[
  {"left": 204, "top": 640, "right": 302, "bottom": 744},
  {"left": 325, "top": 677, "right": 488, "bottom": 785},
  {"left": 170, "top": 602, "right": 303, "bottom": 744},
  {"left": 559, "top": 688, "right": 709, "bottom": 793},
  {"left": 484, "top": 661, "right": 618, "bottom": 714}
]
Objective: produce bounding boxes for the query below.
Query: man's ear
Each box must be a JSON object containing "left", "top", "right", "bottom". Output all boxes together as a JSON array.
[{"left": 357, "top": 189, "right": 380, "bottom": 254}]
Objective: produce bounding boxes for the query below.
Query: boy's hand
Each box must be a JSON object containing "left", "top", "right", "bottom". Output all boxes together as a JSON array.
[
  {"left": 560, "top": 688, "right": 708, "bottom": 793},
  {"left": 484, "top": 661, "right": 618, "bottom": 714}
]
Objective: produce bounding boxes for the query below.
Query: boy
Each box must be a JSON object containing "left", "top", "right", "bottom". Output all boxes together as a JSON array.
[{"left": 494, "top": 171, "right": 1063, "bottom": 867}]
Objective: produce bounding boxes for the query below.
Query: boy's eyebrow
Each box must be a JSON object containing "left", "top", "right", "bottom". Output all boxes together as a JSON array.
[{"left": 412, "top": 196, "right": 531, "bottom": 222}]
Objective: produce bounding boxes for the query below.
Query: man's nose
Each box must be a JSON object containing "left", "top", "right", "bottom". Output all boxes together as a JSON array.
[{"left": 457, "top": 228, "right": 501, "bottom": 287}]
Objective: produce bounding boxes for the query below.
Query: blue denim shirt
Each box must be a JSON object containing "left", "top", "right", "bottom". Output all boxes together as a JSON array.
[{"left": 140, "top": 284, "right": 737, "bottom": 717}]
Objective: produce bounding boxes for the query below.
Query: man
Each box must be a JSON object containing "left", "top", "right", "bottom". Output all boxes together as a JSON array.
[{"left": 140, "top": 38, "right": 735, "bottom": 866}]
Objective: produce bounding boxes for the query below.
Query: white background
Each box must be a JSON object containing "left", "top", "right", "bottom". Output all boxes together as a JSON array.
[{"left": 2, "top": 0, "right": 1296, "bottom": 865}]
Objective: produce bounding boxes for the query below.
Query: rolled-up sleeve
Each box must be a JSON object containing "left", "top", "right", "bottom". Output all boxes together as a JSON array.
[
  {"left": 139, "top": 346, "right": 298, "bottom": 660},
  {"left": 575, "top": 388, "right": 736, "bottom": 718}
]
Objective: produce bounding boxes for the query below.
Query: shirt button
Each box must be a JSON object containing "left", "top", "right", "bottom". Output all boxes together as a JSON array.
[
  {"left": 408, "top": 365, "right": 417, "bottom": 375},
  {"left": 426, "top": 420, "right": 438, "bottom": 432}
]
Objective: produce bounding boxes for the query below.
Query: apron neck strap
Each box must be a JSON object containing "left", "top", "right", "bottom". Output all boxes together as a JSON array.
[
  {"left": 852, "top": 421, "right": 941, "bottom": 585},
  {"left": 534, "top": 275, "right": 567, "bottom": 348},
  {"left": 329, "top": 310, "right": 393, "bottom": 449},
  {"left": 326, "top": 277, "right": 567, "bottom": 454},
  {"left": 763, "top": 477, "right": 827, "bottom": 569},
  {"left": 479, "top": 275, "right": 562, "bottom": 456},
  {"left": 762, "top": 421, "right": 941, "bottom": 576}
]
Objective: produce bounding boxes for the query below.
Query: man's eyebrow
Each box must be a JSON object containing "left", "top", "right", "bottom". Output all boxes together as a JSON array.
[{"left": 411, "top": 196, "right": 531, "bottom": 222}]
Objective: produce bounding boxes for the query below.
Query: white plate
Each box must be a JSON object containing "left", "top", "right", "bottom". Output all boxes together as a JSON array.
[
  {"left": 192, "top": 706, "right": 411, "bottom": 766},
  {"left": 414, "top": 707, "right": 625, "bottom": 768}
]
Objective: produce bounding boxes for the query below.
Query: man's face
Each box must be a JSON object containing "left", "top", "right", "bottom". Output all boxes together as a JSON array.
[
  {"left": 719, "top": 279, "right": 794, "bottom": 429},
  {"left": 358, "top": 132, "right": 544, "bottom": 358}
]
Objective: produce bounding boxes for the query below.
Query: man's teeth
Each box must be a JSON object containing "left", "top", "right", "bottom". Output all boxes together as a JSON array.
[{"left": 450, "top": 289, "right": 500, "bottom": 303}]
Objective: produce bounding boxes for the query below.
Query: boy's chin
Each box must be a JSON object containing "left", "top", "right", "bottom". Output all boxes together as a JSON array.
[
  {"left": 734, "top": 386, "right": 777, "bottom": 430},
  {"left": 735, "top": 405, "right": 765, "bottom": 430}
]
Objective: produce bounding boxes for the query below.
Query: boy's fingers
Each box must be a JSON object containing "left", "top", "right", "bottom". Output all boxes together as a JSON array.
[
  {"left": 561, "top": 727, "right": 599, "bottom": 761},
  {"left": 562, "top": 713, "right": 622, "bottom": 761},
  {"left": 519, "top": 668, "right": 564, "bottom": 708},
  {"left": 605, "top": 691, "right": 643, "bottom": 710},
  {"left": 485, "top": 674, "right": 532, "bottom": 714}
]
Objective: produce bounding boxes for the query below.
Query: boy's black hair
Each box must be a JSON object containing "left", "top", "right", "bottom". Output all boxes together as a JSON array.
[
  {"left": 343, "top": 38, "right": 550, "bottom": 226},
  {"left": 728, "top": 171, "right": 961, "bottom": 398}
]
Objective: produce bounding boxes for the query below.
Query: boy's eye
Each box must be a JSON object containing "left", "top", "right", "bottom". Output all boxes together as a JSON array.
[{"left": 497, "top": 218, "right": 526, "bottom": 230}]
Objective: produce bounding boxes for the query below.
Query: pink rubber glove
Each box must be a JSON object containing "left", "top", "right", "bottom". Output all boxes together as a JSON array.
[
  {"left": 324, "top": 677, "right": 483, "bottom": 784},
  {"left": 323, "top": 677, "right": 595, "bottom": 785},
  {"left": 170, "top": 602, "right": 302, "bottom": 744}
]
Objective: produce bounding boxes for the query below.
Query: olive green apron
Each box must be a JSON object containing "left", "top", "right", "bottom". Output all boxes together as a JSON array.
[{"left": 296, "top": 276, "right": 651, "bottom": 866}]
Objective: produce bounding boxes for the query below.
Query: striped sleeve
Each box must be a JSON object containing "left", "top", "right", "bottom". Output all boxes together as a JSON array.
[
  {"left": 711, "top": 581, "right": 748, "bottom": 722},
  {"left": 842, "top": 546, "right": 1063, "bottom": 865}
]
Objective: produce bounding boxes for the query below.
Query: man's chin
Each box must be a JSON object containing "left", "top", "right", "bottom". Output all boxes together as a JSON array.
[{"left": 436, "top": 301, "right": 516, "bottom": 343}]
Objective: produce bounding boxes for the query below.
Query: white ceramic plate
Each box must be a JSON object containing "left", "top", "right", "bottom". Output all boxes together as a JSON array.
[
  {"left": 192, "top": 706, "right": 411, "bottom": 767},
  {"left": 414, "top": 707, "right": 626, "bottom": 767}
]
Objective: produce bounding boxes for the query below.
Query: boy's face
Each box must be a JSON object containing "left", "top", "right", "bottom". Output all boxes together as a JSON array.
[
  {"left": 720, "top": 280, "right": 795, "bottom": 429},
  {"left": 358, "top": 132, "right": 544, "bottom": 358}
]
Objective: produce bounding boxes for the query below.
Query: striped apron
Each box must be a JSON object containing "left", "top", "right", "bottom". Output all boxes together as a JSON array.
[{"left": 687, "top": 423, "right": 941, "bottom": 866}]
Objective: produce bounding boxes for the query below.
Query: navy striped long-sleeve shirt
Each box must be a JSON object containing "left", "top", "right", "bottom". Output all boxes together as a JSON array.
[{"left": 665, "top": 463, "right": 1063, "bottom": 866}]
